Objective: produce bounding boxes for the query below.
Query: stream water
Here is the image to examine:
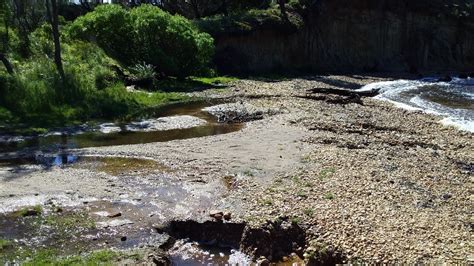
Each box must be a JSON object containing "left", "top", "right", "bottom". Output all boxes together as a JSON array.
[
  {"left": 358, "top": 77, "right": 474, "bottom": 132},
  {"left": 0, "top": 101, "right": 243, "bottom": 164},
  {"left": 0, "top": 101, "right": 256, "bottom": 264}
]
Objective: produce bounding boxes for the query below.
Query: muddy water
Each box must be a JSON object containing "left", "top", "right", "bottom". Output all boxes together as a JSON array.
[{"left": 0, "top": 101, "right": 243, "bottom": 162}]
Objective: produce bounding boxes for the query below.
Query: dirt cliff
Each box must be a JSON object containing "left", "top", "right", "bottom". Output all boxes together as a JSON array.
[{"left": 214, "top": 0, "right": 474, "bottom": 74}]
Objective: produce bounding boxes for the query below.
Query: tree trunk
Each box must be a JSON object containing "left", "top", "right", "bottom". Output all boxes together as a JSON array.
[
  {"left": 279, "top": 0, "right": 287, "bottom": 20},
  {"left": 0, "top": 53, "right": 14, "bottom": 74},
  {"left": 79, "top": 0, "right": 92, "bottom": 11},
  {"left": 46, "top": 0, "right": 65, "bottom": 82},
  {"left": 2, "top": 5, "right": 10, "bottom": 52},
  {"left": 12, "top": 0, "right": 30, "bottom": 57},
  {"left": 191, "top": 0, "right": 201, "bottom": 19},
  {"left": 221, "top": 0, "right": 228, "bottom": 16},
  {"left": 307, "top": 87, "right": 381, "bottom": 97}
]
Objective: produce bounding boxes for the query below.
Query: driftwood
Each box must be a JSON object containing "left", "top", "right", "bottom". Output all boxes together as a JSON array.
[
  {"left": 307, "top": 87, "right": 381, "bottom": 97},
  {"left": 297, "top": 87, "right": 380, "bottom": 105},
  {"left": 298, "top": 94, "right": 363, "bottom": 105}
]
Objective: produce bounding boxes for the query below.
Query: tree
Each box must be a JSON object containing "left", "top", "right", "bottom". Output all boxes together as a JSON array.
[
  {"left": 46, "top": 0, "right": 65, "bottom": 81},
  {"left": 0, "top": 1, "right": 14, "bottom": 74},
  {"left": 278, "top": 0, "right": 287, "bottom": 20},
  {"left": 69, "top": 4, "right": 214, "bottom": 78},
  {"left": 221, "top": 0, "right": 228, "bottom": 16},
  {"left": 11, "top": 0, "right": 49, "bottom": 57},
  {"left": 0, "top": 53, "right": 14, "bottom": 74}
]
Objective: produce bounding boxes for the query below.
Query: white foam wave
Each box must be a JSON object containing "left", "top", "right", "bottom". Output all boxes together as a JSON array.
[
  {"left": 439, "top": 117, "right": 474, "bottom": 132},
  {"left": 359, "top": 78, "right": 474, "bottom": 133}
]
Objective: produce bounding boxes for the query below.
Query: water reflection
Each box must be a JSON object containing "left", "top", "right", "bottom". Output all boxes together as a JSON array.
[{"left": 0, "top": 101, "right": 244, "bottom": 155}]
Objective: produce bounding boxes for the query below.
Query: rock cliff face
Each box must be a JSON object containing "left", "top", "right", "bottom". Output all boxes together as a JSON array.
[{"left": 214, "top": 0, "right": 474, "bottom": 74}]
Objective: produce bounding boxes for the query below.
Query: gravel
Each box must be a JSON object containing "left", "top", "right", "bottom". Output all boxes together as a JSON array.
[
  {"left": 213, "top": 76, "right": 473, "bottom": 264},
  {"left": 125, "top": 115, "right": 207, "bottom": 132},
  {"left": 1, "top": 74, "right": 471, "bottom": 264}
]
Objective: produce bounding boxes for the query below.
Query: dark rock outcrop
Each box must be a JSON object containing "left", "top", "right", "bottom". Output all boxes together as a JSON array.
[
  {"left": 213, "top": 0, "right": 474, "bottom": 74},
  {"left": 166, "top": 220, "right": 246, "bottom": 247},
  {"left": 240, "top": 219, "right": 306, "bottom": 261}
]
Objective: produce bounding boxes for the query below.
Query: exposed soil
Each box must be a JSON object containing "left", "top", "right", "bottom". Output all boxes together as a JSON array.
[{"left": 0, "top": 74, "right": 472, "bottom": 264}]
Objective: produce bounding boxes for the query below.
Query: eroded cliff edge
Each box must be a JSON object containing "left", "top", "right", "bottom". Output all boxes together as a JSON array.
[{"left": 213, "top": 0, "right": 474, "bottom": 74}]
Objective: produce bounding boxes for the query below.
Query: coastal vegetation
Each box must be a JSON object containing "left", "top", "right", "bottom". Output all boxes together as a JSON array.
[
  {"left": 0, "top": 1, "right": 256, "bottom": 131},
  {"left": 0, "top": 0, "right": 312, "bottom": 132}
]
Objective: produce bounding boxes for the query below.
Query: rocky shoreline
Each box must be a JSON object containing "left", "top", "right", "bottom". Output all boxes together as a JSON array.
[{"left": 0, "top": 74, "right": 472, "bottom": 264}]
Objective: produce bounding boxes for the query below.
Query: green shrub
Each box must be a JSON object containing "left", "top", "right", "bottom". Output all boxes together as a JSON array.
[
  {"left": 1, "top": 58, "right": 59, "bottom": 114},
  {"left": 0, "top": 15, "right": 192, "bottom": 129},
  {"left": 129, "top": 62, "right": 155, "bottom": 81},
  {"left": 67, "top": 4, "right": 133, "bottom": 64},
  {"left": 0, "top": 239, "right": 11, "bottom": 251},
  {"left": 68, "top": 4, "right": 214, "bottom": 78},
  {"left": 87, "top": 83, "right": 138, "bottom": 118}
]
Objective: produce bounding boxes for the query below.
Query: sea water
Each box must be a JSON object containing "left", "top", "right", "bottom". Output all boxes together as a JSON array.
[{"left": 358, "top": 77, "right": 474, "bottom": 132}]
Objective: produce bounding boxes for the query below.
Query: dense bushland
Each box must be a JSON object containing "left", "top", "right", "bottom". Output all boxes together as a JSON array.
[
  {"left": 68, "top": 4, "right": 214, "bottom": 78},
  {"left": 0, "top": 4, "right": 219, "bottom": 130},
  {"left": 0, "top": 29, "right": 185, "bottom": 127},
  {"left": 0, "top": 0, "right": 314, "bottom": 131}
]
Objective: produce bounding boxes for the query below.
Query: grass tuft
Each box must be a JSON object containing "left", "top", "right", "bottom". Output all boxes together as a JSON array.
[{"left": 324, "top": 192, "right": 335, "bottom": 200}]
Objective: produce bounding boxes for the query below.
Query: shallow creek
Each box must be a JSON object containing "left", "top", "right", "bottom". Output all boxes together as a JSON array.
[
  {"left": 0, "top": 101, "right": 284, "bottom": 265},
  {"left": 0, "top": 101, "right": 243, "bottom": 164}
]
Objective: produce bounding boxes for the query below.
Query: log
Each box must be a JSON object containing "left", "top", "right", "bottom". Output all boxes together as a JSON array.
[
  {"left": 297, "top": 94, "right": 363, "bottom": 105},
  {"left": 307, "top": 87, "right": 381, "bottom": 97}
]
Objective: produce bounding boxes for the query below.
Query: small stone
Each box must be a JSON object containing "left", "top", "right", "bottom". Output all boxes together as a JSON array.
[
  {"left": 223, "top": 212, "right": 232, "bottom": 220},
  {"left": 152, "top": 224, "right": 166, "bottom": 233},
  {"left": 97, "top": 219, "right": 133, "bottom": 228},
  {"left": 106, "top": 211, "right": 122, "bottom": 218},
  {"left": 441, "top": 193, "right": 452, "bottom": 200},
  {"left": 210, "top": 210, "right": 224, "bottom": 220},
  {"left": 282, "top": 256, "right": 289, "bottom": 262},
  {"left": 257, "top": 256, "right": 270, "bottom": 266}
]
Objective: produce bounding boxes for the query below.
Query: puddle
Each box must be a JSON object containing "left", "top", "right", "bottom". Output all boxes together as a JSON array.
[
  {"left": 169, "top": 240, "right": 251, "bottom": 265},
  {"left": 0, "top": 154, "right": 168, "bottom": 175},
  {"left": 0, "top": 101, "right": 244, "bottom": 155},
  {"left": 168, "top": 240, "right": 305, "bottom": 266},
  {"left": 78, "top": 156, "right": 170, "bottom": 176}
]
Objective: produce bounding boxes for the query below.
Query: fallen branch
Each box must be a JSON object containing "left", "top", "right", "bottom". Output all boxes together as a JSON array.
[
  {"left": 297, "top": 94, "right": 363, "bottom": 105},
  {"left": 307, "top": 87, "right": 380, "bottom": 97}
]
